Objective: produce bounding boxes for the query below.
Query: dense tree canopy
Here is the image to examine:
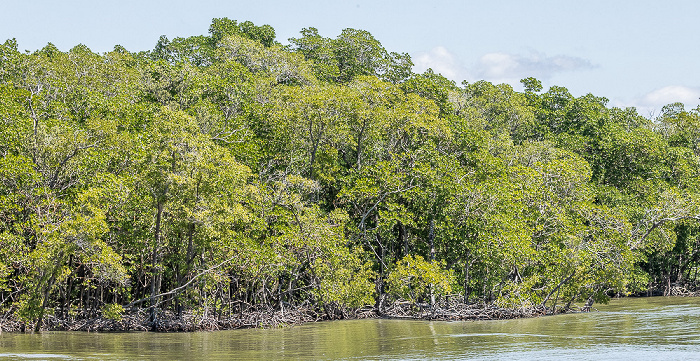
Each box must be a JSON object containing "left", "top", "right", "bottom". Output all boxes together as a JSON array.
[{"left": 2, "top": 18, "right": 700, "bottom": 329}]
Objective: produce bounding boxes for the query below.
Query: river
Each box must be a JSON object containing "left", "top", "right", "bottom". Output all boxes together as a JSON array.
[{"left": 2, "top": 297, "right": 700, "bottom": 360}]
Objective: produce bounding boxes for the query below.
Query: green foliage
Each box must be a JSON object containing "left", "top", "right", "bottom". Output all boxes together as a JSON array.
[
  {"left": 216, "top": 34, "right": 316, "bottom": 85},
  {"left": 521, "top": 77, "right": 543, "bottom": 93},
  {"left": 1, "top": 17, "right": 699, "bottom": 326},
  {"left": 386, "top": 255, "right": 454, "bottom": 303},
  {"left": 314, "top": 248, "right": 376, "bottom": 308},
  {"left": 209, "top": 18, "right": 276, "bottom": 47},
  {"left": 102, "top": 303, "right": 124, "bottom": 321},
  {"left": 289, "top": 27, "right": 412, "bottom": 84}
]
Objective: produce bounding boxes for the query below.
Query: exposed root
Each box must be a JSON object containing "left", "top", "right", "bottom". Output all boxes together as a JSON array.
[
  {"left": 381, "top": 300, "right": 549, "bottom": 321},
  {"left": 669, "top": 284, "right": 700, "bottom": 297},
  {"left": 0, "top": 300, "right": 578, "bottom": 332},
  {"left": 0, "top": 304, "right": 325, "bottom": 332}
]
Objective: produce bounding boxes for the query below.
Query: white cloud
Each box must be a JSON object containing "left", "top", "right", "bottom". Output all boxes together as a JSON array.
[
  {"left": 411, "top": 47, "right": 594, "bottom": 87},
  {"left": 412, "top": 46, "right": 470, "bottom": 82},
  {"left": 613, "top": 86, "right": 700, "bottom": 118},
  {"left": 474, "top": 51, "right": 595, "bottom": 86},
  {"left": 638, "top": 86, "right": 700, "bottom": 108}
]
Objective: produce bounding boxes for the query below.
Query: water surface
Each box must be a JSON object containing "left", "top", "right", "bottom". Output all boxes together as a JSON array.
[{"left": 2, "top": 297, "right": 700, "bottom": 360}]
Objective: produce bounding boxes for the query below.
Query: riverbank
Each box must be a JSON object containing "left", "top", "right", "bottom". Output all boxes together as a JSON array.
[
  {"left": 4, "top": 297, "right": 700, "bottom": 360},
  {"left": 381, "top": 300, "right": 550, "bottom": 322},
  {"left": 11, "top": 288, "right": 698, "bottom": 333},
  {"left": 0, "top": 300, "right": 567, "bottom": 333},
  {"left": 1, "top": 305, "right": 322, "bottom": 332}
]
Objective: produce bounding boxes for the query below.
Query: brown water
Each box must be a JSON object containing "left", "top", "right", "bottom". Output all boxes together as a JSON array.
[{"left": 2, "top": 297, "right": 700, "bottom": 360}]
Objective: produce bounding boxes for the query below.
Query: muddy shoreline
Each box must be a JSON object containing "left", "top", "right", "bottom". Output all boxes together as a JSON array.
[
  {"left": 0, "top": 300, "right": 567, "bottom": 333},
  {"left": 13, "top": 290, "right": 699, "bottom": 333}
]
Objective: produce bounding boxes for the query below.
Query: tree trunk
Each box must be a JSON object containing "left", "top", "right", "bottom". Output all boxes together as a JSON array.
[
  {"left": 375, "top": 220, "right": 386, "bottom": 315},
  {"left": 429, "top": 218, "right": 435, "bottom": 306},
  {"left": 399, "top": 222, "right": 408, "bottom": 257},
  {"left": 541, "top": 272, "right": 575, "bottom": 310},
  {"left": 150, "top": 201, "right": 163, "bottom": 326},
  {"left": 463, "top": 255, "right": 471, "bottom": 304}
]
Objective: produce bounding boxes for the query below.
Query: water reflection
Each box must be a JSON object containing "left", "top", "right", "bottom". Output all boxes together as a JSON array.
[{"left": 2, "top": 297, "right": 700, "bottom": 360}]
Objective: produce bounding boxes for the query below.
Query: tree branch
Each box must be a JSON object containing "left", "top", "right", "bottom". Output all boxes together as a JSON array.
[{"left": 124, "top": 254, "right": 237, "bottom": 309}]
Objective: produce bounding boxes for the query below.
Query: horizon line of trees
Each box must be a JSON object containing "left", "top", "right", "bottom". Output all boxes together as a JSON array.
[{"left": 2, "top": 17, "right": 700, "bottom": 330}]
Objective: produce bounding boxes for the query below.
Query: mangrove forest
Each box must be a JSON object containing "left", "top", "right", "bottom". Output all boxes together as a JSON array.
[{"left": 2, "top": 18, "right": 700, "bottom": 331}]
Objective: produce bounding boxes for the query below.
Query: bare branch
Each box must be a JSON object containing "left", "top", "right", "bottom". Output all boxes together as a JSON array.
[{"left": 124, "top": 254, "right": 237, "bottom": 309}]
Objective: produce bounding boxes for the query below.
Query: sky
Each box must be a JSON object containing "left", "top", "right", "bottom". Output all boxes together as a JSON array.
[{"left": 2, "top": 0, "right": 699, "bottom": 117}]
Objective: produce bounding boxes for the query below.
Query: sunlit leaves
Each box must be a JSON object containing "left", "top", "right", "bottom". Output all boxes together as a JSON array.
[
  {"left": 289, "top": 27, "right": 412, "bottom": 84},
  {"left": 386, "top": 255, "right": 454, "bottom": 303}
]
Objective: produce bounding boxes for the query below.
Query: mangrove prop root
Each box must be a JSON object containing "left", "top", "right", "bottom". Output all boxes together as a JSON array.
[{"left": 0, "top": 300, "right": 589, "bottom": 332}]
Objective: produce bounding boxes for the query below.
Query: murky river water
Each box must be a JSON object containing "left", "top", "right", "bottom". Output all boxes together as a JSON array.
[{"left": 2, "top": 297, "right": 700, "bottom": 360}]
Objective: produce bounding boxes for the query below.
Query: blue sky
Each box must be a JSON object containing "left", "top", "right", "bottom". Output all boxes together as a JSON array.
[{"left": 2, "top": 0, "right": 699, "bottom": 116}]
